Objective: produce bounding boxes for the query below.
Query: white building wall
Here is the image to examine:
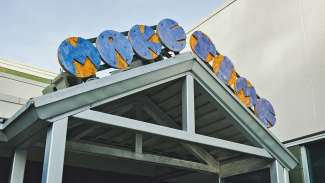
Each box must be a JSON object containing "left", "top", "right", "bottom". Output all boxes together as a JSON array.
[
  {"left": 0, "top": 59, "right": 56, "bottom": 119},
  {"left": 0, "top": 72, "right": 48, "bottom": 99},
  {"left": 187, "top": 0, "right": 325, "bottom": 141}
]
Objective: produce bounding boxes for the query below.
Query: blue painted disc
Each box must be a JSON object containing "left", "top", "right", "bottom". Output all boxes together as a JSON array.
[
  {"left": 96, "top": 30, "right": 134, "bottom": 69},
  {"left": 128, "top": 25, "right": 162, "bottom": 60},
  {"left": 235, "top": 77, "right": 257, "bottom": 107},
  {"left": 235, "top": 77, "right": 247, "bottom": 93},
  {"left": 58, "top": 37, "right": 101, "bottom": 78},
  {"left": 255, "top": 98, "right": 276, "bottom": 127},
  {"left": 190, "top": 31, "right": 218, "bottom": 62},
  {"left": 248, "top": 87, "right": 257, "bottom": 106},
  {"left": 217, "top": 56, "right": 234, "bottom": 84},
  {"left": 157, "top": 18, "right": 186, "bottom": 52}
]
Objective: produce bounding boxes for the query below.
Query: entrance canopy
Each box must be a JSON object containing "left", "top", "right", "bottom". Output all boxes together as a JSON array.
[{"left": 0, "top": 52, "right": 297, "bottom": 182}]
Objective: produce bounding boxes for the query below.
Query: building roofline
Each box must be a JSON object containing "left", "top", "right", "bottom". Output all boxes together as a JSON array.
[
  {"left": 0, "top": 66, "right": 52, "bottom": 84},
  {"left": 1, "top": 52, "right": 298, "bottom": 170},
  {"left": 187, "top": 0, "right": 237, "bottom": 34},
  {"left": 0, "top": 58, "right": 57, "bottom": 82}
]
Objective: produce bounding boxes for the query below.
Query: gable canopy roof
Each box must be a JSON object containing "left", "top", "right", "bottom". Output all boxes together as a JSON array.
[{"left": 0, "top": 52, "right": 298, "bottom": 173}]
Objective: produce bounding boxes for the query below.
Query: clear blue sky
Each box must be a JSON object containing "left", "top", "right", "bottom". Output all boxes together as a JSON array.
[{"left": 0, "top": 0, "right": 223, "bottom": 72}]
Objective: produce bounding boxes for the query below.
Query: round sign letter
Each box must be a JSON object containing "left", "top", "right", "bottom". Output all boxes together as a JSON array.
[
  {"left": 96, "top": 30, "right": 133, "bottom": 69},
  {"left": 58, "top": 37, "right": 101, "bottom": 78},
  {"left": 128, "top": 25, "right": 162, "bottom": 60},
  {"left": 157, "top": 18, "right": 186, "bottom": 52}
]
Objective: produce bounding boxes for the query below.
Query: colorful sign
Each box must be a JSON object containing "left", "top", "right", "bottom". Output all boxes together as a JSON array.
[
  {"left": 190, "top": 31, "right": 218, "bottom": 62},
  {"left": 255, "top": 98, "right": 276, "bottom": 127},
  {"left": 58, "top": 37, "right": 101, "bottom": 78},
  {"left": 57, "top": 19, "right": 276, "bottom": 127},
  {"left": 235, "top": 77, "right": 257, "bottom": 108},
  {"left": 96, "top": 30, "right": 133, "bottom": 69},
  {"left": 157, "top": 18, "right": 186, "bottom": 52},
  {"left": 128, "top": 25, "right": 161, "bottom": 60},
  {"left": 189, "top": 30, "right": 276, "bottom": 127}
]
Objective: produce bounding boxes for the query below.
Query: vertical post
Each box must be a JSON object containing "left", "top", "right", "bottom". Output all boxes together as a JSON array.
[
  {"left": 300, "top": 146, "right": 311, "bottom": 183},
  {"left": 41, "top": 117, "right": 68, "bottom": 183},
  {"left": 135, "top": 133, "right": 143, "bottom": 153},
  {"left": 270, "top": 160, "right": 287, "bottom": 183},
  {"left": 284, "top": 168, "right": 290, "bottom": 183},
  {"left": 135, "top": 106, "right": 143, "bottom": 154},
  {"left": 182, "top": 74, "right": 195, "bottom": 133},
  {"left": 9, "top": 149, "right": 27, "bottom": 183}
]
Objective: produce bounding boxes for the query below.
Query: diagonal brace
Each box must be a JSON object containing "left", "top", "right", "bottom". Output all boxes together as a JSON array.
[{"left": 139, "top": 94, "right": 219, "bottom": 171}]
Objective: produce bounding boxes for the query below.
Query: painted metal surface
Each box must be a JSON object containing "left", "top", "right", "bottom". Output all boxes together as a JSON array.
[
  {"left": 128, "top": 25, "right": 161, "bottom": 60},
  {"left": 157, "top": 18, "right": 186, "bottom": 52},
  {"left": 235, "top": 77, "right": 257, "bottom": 108},
  {"left": 1, "top": 53, "right": 298, "bottom": 170},
  {"left": 55, "top": 19, "right": 277, "bottom": 132},
  {"left": 192, "top": 60, "right": 297, "bottom": 169},
  {"left": 182, "top": 74, "right": 195, "bottom": 133},
  {"left": 135, "top": 133, "right": 143, "bottom": 153},
  {"left": 58, "top": 37, "right": 101, "bottom": 78},
  {"left": 189, "top": 30, "right": 276, "bottom": 128},
  {"left": 67, "top": 141, "right": 217, "bottom": 173},
  {"left": 209, "top": 54, "right": 224, "bottom": 73},
  {"left": 41, "top": 117, "right": 68, "bottom": 183},
  {"left": 9, "top": 149, "right": 27, "bottom": 183},
  {"left": 216, "top": 56, "right": 237, "bottom": 87},
  {"left": 300, "top": 146, "right": 311, "bottom": 183},
  {"left": 73, "top": 109, "right": 272, "bottom": 158},
  {"left": 255, "top": 98, "right": 276, "bottom": 127},
  {"left": 96, "top": 30, "right": 133, "bottom": 69},
  {"left": 190, "top": 31, "right": 218, "bottom": 62},
  {"left": 220, "top": 157, "right": 271, "bottom": 178},
  {"left": 270, "top": 160, "right": 288, "bottom": 183},
  {"left": 54, "top": 19, "right": 277, "bottom": 131},
  {"left": 139, "top": 93, "right": 219, "bottom": 171}
]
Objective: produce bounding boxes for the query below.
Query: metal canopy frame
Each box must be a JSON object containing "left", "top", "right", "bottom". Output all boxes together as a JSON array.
[{"left": 1, "top": 52, "right": 297, "bottom": 183}]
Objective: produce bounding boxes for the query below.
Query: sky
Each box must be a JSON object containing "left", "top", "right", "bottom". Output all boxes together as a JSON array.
[{"left": 0, "top": 0, "right": 224, "bottom": 73}]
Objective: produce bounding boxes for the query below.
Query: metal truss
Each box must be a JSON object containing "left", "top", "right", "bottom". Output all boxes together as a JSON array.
[{"left": 4, "top": 54, "right": 297, "bottom": 183}]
